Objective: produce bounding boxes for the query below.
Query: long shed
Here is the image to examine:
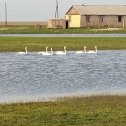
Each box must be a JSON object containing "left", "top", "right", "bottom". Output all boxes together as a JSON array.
[{"left": 65, "top": 5, "right": 126, "bottom": 28}]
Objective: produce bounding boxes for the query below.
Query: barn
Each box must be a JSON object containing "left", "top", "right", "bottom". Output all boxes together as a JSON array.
[{"left": 65, "top": 5, "right": 126, "bottom": 28}]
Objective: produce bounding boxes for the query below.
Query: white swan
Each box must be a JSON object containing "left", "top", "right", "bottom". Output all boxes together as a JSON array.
[
  {"left": 17, "top": 47, "right": 28, "bottom": 54},
  {"left": 86, "top": 46, "right": 97, "bottom": 54},
  {"left": 38, "top": 47, "right": 53, "bottom": 56},
  {"left": 43, "top": 47, "right": 53, "bottom": 56},
  {"left": 75, "top": 46, "right": 86, "bottom": 54},
  {"left": 50, "top": 47, "right": 53, "bottom": 55},
  {"left": 38, "top": 46, "right": 49, "bottom": 55},
  {"left": 55, "top": 46, "right": 66, "bottom": 55}
]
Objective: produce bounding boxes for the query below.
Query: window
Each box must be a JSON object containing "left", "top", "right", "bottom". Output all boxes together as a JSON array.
[
  {"left": 118, "top": 16, "right": 122, "bottom": 22},
  {"left": 86, "top": 16, "right": 90, "bottom": 23},
  {"left": 68, "top": 16, "right": 71, "bottom": 21},
  {"left": 99, "top": 16, "right": 104, "bottom": 23}
]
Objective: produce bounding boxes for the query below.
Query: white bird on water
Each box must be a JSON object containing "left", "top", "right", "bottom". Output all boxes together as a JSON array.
[
  {"left": 43, "top": 47, "right": 53, "bottom": 56},
  {"left": 38, "top": 46, "right": 48, "bottom": 55},
  {"left": 50, "top": 47, "right": 53, "bottom": 55},
  {"left": 38, "top": 47, "right": 53, "bottom": 56},
  {"left": 86, "top": 46, "right": 97, "bottom": 54},
  {"left": 55, "top": 46, "right": 66, "bottom": 55},
  {"left": 17, "top": 47, "right": 28, "bottom": 54},
  {"left": 75, "top": 46, "right": 86, "bottom": 54}
]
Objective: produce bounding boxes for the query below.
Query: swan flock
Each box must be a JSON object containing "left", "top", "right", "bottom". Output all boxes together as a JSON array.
[
  {"left": 17, "top": 46, "right": 98, "bottom": 55},
  {"left": 75, "top": 46, "right": 97, "bottom": 54}
]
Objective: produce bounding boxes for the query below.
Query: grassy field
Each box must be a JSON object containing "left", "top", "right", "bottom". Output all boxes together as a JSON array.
[
  {"left": 0, "top": 37, "right": 126, "bottom": 52},
  {"left": 0, "top": 95, "right": 126, "bottom": 126},
  {"left": 0, "top": 36, "right": 126, "bottom": 125},
  {"left": 1, "top": 26, "right": 126, "bottom": 34}
]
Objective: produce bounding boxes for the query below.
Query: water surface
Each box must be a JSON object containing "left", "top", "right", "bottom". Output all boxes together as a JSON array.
[
  {"left": 0, "top": 51, "right": 126, "bottom": 103},
  {"left": 1, "top": 34, "right": 126, "bottom": 37}
]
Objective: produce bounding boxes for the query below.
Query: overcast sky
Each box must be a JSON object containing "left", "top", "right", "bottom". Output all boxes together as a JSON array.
[{"left": 0, "top": 0, "right": 126, "bottom": 21}]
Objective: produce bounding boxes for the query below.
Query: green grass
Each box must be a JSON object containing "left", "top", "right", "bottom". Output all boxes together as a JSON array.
[
  {"left": 0, "top": 37, "right": 126, "bottom": 52},
  {"left": 1, "top": 26, "right": 126, "bottom": 34},
  {"left": 0, "top": 96, "right": 126, "bottom": 126}
]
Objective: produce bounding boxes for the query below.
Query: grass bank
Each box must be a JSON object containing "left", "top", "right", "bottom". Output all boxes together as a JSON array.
[
  {"left": 0, "top": 96, "right": 126, "bottom": 126},
  {"left": 0, "top": 37, "right": 126, "bottom": 52},
  {"left": 1, "top": 26, "right": 126, "bottom": 34}
]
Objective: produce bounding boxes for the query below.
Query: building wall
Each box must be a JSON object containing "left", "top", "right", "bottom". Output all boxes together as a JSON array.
[
  {"left": 48, "top": 16, "right": 126, "bottom": 28},
  {"left": 65, "top": 15, "right": 81, "bottom": 27},
  {"left": 48, "top": 19, "right": 68, "bottom": 29},
  {"left": 80, "top": 15, "right": 126, "bottom": 28}
]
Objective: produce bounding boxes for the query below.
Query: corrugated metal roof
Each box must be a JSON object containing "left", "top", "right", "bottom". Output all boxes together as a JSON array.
[{"left": 68, "top": 5, "right": 126, "bottom": 15}]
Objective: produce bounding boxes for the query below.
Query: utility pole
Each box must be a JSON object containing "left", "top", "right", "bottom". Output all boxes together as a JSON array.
[
  {"left": 5, "top": 2, "right": 8, "bottom": 26},
  {"left": 55, "top": 0, "right": 59, "bottom": 19}
]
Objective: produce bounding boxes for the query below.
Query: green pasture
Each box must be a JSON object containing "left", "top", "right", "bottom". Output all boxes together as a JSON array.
[
  {"left": 0, "top": 36, "right": 126, "bottom": 126},
  {"left": 0, "top": 26, "right": 126, "bottom": 34},
  {"left": 0, "top": 96, "right": 126, "bottom": 126},
  {"left": 0, "top": 37, "right": 126, "bottom": 52}
]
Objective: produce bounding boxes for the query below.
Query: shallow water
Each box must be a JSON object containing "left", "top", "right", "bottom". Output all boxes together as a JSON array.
[
  {"left": 1, "top": 34, "right": 126, "bottom": 37},
  {"left": 0, "top": 51, "right": 126, "bottom": 103}
]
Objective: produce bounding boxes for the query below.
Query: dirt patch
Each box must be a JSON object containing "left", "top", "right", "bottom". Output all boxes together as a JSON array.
[
  {"left": 0, "top": 28, "right": 9, "bottom": 30},
  {"left": 93, "top": 28, "right": 123, "bottom": 31}
]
